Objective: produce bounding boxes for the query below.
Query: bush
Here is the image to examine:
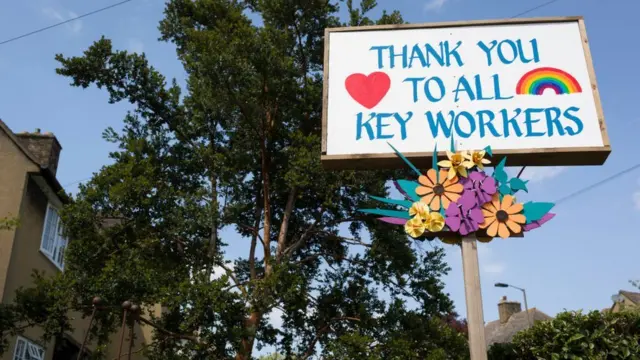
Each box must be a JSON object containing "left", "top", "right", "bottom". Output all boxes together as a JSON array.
[{"left": 488, "top": 309, "right": 640, "bottom": 359}]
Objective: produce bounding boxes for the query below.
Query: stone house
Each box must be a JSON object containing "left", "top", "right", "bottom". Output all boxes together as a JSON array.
[
  {"left": 484, "top": 295, "right": 552, "bottom": 347},
  {"left": 608, "top": 290, "right": 640, "bottom": 313}
]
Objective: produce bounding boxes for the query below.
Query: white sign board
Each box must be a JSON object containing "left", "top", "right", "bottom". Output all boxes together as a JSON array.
[{"left": 321, "top": 17, "right": 610, "bottom": 169}]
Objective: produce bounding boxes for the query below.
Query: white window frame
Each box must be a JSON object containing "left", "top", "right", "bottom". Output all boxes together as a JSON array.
[
  {"left": 40, "top": 203, "right": 67, "bottom": 271},
  {"left": 12, "top": 336, "right": 45, "bottom": 360}
]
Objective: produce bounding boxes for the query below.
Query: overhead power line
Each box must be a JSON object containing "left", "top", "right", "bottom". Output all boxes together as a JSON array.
[
  {"left": 510, "top": 0, "right": 562, "bottom": 18},
  {"left": 553, "top": 163, "right": 640, "bottom": 205},
  {"left": 0, "top": 0, "right": 133, "bottom": 46}
]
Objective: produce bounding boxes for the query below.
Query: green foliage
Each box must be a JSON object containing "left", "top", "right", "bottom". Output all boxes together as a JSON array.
[
  {"left": 258, "top": 353, "right": 284, "bottom": 360},
  {"left": 488, "top": 310, "right": 640, "bottom": 359},
  {"left": 0, "top": 216, "right": 19, "bottom": 231},
  {"left": 0, "top": 1, "right": 467, "bottom": 359}
]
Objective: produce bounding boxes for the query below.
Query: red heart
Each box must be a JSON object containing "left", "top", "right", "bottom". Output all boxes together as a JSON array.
[{"left": 344, "top": 72, "right": 391, "bottom": 109}]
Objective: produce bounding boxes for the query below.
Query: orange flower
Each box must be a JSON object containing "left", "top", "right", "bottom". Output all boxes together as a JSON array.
[
  {"left": 416, "top": 169, "right": 464, "bottom": 211},
  {"left": 479, "top": 194, "right": 526, "bottom": 239}
]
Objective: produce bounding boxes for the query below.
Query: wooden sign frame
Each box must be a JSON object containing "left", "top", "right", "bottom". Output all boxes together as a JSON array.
[{"left": 320, "top": 16, "right": 610, "bottom": 170}]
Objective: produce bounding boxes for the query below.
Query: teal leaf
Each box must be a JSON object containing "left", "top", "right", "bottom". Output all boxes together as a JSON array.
[
  {"left": 388, "top": 142, "right": 421, "bottom": 177},
  {"left": 509, "top": 178, "right": 529, "bottom": 193},
  {"left": 522, "top": 202, "right": 555, "bottom": 223},
  {"left": 493, "top": 157, "right": 508, "bottom": 184},
  {"left": 499, "top": 184, "right": 512, "bottom": 195},
  {"left": 395, "top": 180, "right": 421, "bottom": 201},
  {"left": 358, "top": 208, "right": 411, "bottom": 219},
  {"left": 368, "top": 195, "right": 413, "bottom": 209},
  {"left": 450, "top": 132, "right": 456, "bottom": 153},
  {"left": 484, "top": 145, "right": 493, "bottom": 157},
  {"left": 432, "top": 144, "right": 438, "bottom": 183}
]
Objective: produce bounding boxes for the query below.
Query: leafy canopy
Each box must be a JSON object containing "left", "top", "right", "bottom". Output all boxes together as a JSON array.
[
  {"left": 0, "top": 0, "right": 468, "bottom": 359},
  {"left": 488, "top": 310, "right": 640, "bottom": 359}
]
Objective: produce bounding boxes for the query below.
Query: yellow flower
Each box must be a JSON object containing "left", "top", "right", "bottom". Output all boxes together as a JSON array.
[
  {"left": 426, "top": 212, "right": 445, "bottom": 232},
  {"left": 438, "top": 150, "right": 473, "bottom": 180},
  {"left": 466, "top": 150, "right": 491, "bottom": 170},
  {"left": 409, "top": 201, "right": 430, "bottom": 219},
  {"left": 405, "top": 216, "right": 426, "bottom": 238}
]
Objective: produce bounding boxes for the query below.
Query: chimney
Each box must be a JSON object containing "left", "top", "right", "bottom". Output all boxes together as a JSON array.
[
  {"left": 498, "top": 296, "right": 522, "bottom": 324},
  {"left": 15, "top": 129, "right": 62, "bottom": 176}
]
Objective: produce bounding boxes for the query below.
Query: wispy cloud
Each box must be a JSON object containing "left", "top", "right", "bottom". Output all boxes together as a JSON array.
[
  {"left": 128, "top": 38, "right": 145, "bottom": 54},
  {"left": 424, "top": 0, "right": 449, "bottom": 12},
  {"left": 42, "top": 7, "right": 82, "bottom": 33}
]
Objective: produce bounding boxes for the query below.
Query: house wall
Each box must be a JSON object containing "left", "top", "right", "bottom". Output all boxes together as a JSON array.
[
  {"left": 0, "top": 177, "right": 85, "bottom": 360},
  {"left": 612, "top": 295, "right": 638, "bottom": 313},
  {"left": 0, "top": 130, "right": 38, "bottom": 303}
]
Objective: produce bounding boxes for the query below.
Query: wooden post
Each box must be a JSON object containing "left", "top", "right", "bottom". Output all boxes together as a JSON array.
[{"left": 461, "top": 236, "right": 488, "bottom": 360}]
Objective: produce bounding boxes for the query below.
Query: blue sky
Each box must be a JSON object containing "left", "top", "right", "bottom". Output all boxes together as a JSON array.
[{"left": 1, "top": 0, "right": 639, "bottom": 347}]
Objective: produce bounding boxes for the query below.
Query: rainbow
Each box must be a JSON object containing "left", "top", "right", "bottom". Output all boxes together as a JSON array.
[{"left": 515, "top": 67, "right": 582, "bottom": 95}]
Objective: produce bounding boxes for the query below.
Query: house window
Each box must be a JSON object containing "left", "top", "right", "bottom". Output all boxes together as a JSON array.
[
  {"left": 40, "top": 204, "right": 68, "bottom": 270},
  {"left": 12, "top": 336, "right": 45, "bottom": 360}
]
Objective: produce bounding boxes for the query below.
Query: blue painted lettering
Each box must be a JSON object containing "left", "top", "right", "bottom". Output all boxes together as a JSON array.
[
  {"left": 523, "top": 108, "right": 546, "bottom": 137},
  {"left": 454, "top": 112, "right": 476, "bottom": 138},
  {"left": 500, "top": 109, "right": 523, "bottom": 137},
  {"left": 356, "top": 112, "right": 376, "bottom": 140},
  {"left": 403, "top": 77, "right": 426, "bottom": 103},
  {"left": 544, "top": 107, "right": 564, "bottom": 136},
  {"left": 426, "top": 111, "right": 454, "bottom": 138},
  {"left": 424, "top": 77, "right": 446, "bottom": 102},
  {"left": 477, "top": 110, "right": 501, "bottom": 138},
  {"left": 453, "top": 76, "right": 475, "bottom": 102},
  {"left": 563, "top": 107, "right": 583, "bottom": 135}
]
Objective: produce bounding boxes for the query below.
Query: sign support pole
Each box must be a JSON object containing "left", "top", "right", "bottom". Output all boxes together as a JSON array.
[{"left": 461, "top": 236, "right": 488, "bottom": 360}]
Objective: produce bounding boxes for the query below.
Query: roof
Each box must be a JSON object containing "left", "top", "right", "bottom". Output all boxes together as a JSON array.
[
  {"left": 620, "top": 290, "right": 640, "bottom": 305},
  {"left": 0, "top": 119, "right": 69, "bottom": 204},
  {"left": 485, "top": 308, "right": 553, "bottom": 346}
]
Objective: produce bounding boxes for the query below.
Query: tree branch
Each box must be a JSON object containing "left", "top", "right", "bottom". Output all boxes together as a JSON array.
[
  {"left": 219, "top": 264, "right": 248, "bottom": 297},
  {"left": 110, "top": 346, "right": 144, "bottom": 360},
  {"left": 138, "top": 317, "right": 200, "bottom": 343},
  {"left": 249, "top": 200, "right": 263, "bottom": 280},
  {"left": 276, "top": 187, "right": 297, "bottom": 263},
  {"left": 300, "top": 317, "right": 360, "bottom": 359}
]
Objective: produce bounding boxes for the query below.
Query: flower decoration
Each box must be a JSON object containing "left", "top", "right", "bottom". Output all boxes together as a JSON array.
[
  {"left": 438, "top": 150, "right": 473, "bottom": 180},
  {"left": 479, "top": 194, "right": 527, "bottom": 239},
  {"left": 358, "top": 143, "right": 555, "bottom": 244},
  {"left": 445, "top": 196, "right": 484, "bottom": 236},
  {"left": 460, "top": 171, "right": 498, "bottom": 208},
  {"left": 427, "top": 211, "right": 445, "bottom": 232},
  {"left": 409, "top": 201, "right": 429, "bottom": 219},
  {"left": 523, "top": 212, "right": 555, "bottom": 231},
  {"left": 405, "top": 216, "right": 426, "bottom": 238},
  {"left": 416, "top": 169, "right": 463, "bottom": 211},
  {"left": 404, "top": 202, "right": 446, "bottom": 238},
  {"left": 466, "top": 150, "right": 491, "bottom": 170}
]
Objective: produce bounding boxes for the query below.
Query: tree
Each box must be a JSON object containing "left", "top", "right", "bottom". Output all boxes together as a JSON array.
[
  {"left": 0, "top": 0, "right": 468, "bottom": 359},
  {"left": 259, "top": 354, "right": 284, "bottom": 360},
  {"left": 487, "top": 310, "right": 640, "bottom": 359}
]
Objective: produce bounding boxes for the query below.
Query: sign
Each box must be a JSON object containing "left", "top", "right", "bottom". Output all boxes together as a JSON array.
[{"left": 321, "top": 17, "right": 610, "bottom": 169}]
